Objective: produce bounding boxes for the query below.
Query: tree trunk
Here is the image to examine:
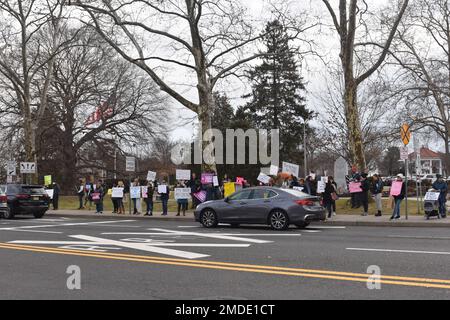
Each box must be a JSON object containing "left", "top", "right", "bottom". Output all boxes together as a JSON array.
[{"left": 344, "top": 81, "right": 366, "bottom": 171}]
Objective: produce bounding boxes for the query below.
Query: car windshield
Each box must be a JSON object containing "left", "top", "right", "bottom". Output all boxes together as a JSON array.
[
  {"left": 21, "top": 186, "right": 45, "bottom": 195},
  {"left": 282, "top": 189, "right": 311, "bottom": 198}
]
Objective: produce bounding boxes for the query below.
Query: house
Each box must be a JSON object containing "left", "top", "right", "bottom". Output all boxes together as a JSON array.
[{"left": 408, "top": 147, "right": 444, "bottom": 175}]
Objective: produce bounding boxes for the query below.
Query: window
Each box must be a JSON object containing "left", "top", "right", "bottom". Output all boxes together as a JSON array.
[
  {"left": 229, "top": 190, "right": 252, "bottom": 201},
  {"left": 251, "top": 189, "right": 277, "bottom": 200},
  {"left": 21, "top": 186, "right": 46, "bottom": 195}
]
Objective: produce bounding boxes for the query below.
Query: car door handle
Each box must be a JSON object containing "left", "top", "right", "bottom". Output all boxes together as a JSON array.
[
  {"left": 264, "top": 200, "right": 271, "bottom": 203},
  {"left": 240, "top": 202, "right": 247, "bottom": 205}
]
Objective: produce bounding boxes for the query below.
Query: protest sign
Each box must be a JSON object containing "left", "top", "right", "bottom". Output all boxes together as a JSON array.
[
  {"left": 147, "top": 171, "right": 157, "bottom": 181},
  {"left": 424, "top": 192, "right": 440, "bottom": 201},
  {"left": 44, "top": 175, "right": 52, "bottom": 186},
  {"left": 257, "top": 172, "right": 271, "bottom": 185},
  {"left": 176, "top": 169, "right": 191, "bottom": 181},
  {"left": 390, "top": 181, "right": 403, "bottom": 197},
  {"left": 45, "top": 189, "right": 54, "bottom": 200},
  {"left": 349, "top": 182, "right": 362, "bottom": 193},
  {"left": 282, "top": 162, "right": 299, "bottom": 178},
  {"left": 193, "top": 190, "right": 207, "bottom": 203},
  {"left": 112, "top": 188, "right": 124, "bottom": 198},
  {"left": 201, "top": 173, "right": 214, "bottom": 184},
  {"left": 158, "top": 185, "right": 168, "bottom": 194},
  {"left": 107, "top": 189, "right": 112, "bottom": 196},
  {"left": 293, "top": 186, "right": 304, "bottom": 192},
  {"left": 224, "top": 182, "right": 236, "bottom": 197},
  {"left": 236, "top": 177, "right": 245, "bottom": 185},
  {"left": 270, "top": 165, "right": 279, "bottom": 176},
  {"left": 141, "top": 186, "right": 148, "bottom": 199},
  {"left": 175, "top": 188, "right": 191, "bottom": 200},
  {"left": 213, "top": 176, "right": 219, "bottom": 187},
  {"left": 130, "top": 186, "right": 141, "bottom": 199},
  {"left": 317, "top": 181, "right": 326, "bottom": 193}
]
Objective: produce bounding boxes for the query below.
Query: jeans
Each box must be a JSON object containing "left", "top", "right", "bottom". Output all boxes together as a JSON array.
[
  {"left": 146, "top": 199, "right": 153, "bottom": 214},
  {"left": 132, "top": 198, "right": 139, "bottom": 214},
  {"left": 438, "top": 196, "right": 446, "bottom": 215},
  {"left": 162, "top": 199, "right": 168, "bottom": 215},
  {"left": 95, "top": 202, "right": 103, "bottom": 213},
  {"left": 78, "top": 194, "right": 84, "bottom": 209},
  {"left": 324, "top": 200, "right": 333, "bottom": 217},
  {"left": 392, "top": 198, "right": 402, "bottom": 218},
  {"left": 374, "top": 193, "right": 383, "bottom": 212}
]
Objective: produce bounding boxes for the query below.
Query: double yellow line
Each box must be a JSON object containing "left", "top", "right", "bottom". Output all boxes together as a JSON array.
[{"left": 1, "top": 242, "right": 450, "bottom": 290}]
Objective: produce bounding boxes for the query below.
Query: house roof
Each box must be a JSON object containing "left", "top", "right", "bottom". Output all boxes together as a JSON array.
[{"left": 409, "top": 147, "right": 442, "bottom": 160}]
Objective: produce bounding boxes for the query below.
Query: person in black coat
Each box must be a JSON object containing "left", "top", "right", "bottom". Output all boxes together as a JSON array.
[
  {"left": 359, "top": 173, "right": 370, "bottom": 216},
  {"left": 322, "top": 177, "right": 337, "bottom": 219},
  {"left": 52, "top": 182, "right": 60, "bottom": 210}
]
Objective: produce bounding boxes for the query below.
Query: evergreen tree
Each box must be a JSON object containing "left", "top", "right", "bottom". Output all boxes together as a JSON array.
[{"left": 244, "top": 20, "right": 312, "bottom": 165}]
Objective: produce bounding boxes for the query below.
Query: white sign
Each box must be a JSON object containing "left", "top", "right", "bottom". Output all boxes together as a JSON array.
[
  {"left": 270, "top": 165, "right": 279, "bottom": 176},
  {"left": 130, "top": 186, "right": 141, "bottom": 199},
  {"left": 20, "top": 162, "right": 36, "bottom": 174},
  {"left": 293, "top": 186, "right": 304, "bottom": 192},
  {"left": 7, "top": 176, "right": 13, "bottom": 183},
  {"left": 6, "top": 161, "right": 16, "bottom": 176},
  {"left": 321, "top": 176, "right": 329, "bottom": 184},
  {"left": 424, "top": 192, "right": 440, "bottom": 201},
  {"left": 146, "top": 171, "right": 156, "bottom": 181},
  {"left": 282, "top": 162, "right": 299, "bottom": 178},
  {"left": 400, "top": 146, "right": 409, "bottom": 161},
  {"left": 125, "top": 157, "right": 135, "bottom": 172},
  {"left": 257, "top": 172, "right": 271, "bottom": 185},
  {"left": 158, "top": 185, "right": 168, "bottom": 194},
  {"left": 213, "top": 176, "right": 219, "bottom": 187},
  {"left": 176, "top": 169, "right": 191, "bottom": 181},
  {"left": 45, "top": 189, "right": 54, "bottom": 200},
  {"left": 317, "top": 181, "right": 326, "bottom": 193},
  {"left": 111, "top": 188, "right": 124, "bottom": 198},
  {"left": 175, "top": 188, "right": 191, "bottom": 200}
]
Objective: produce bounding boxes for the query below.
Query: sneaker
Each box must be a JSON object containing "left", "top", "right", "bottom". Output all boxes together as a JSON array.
[{"left": 333, "top": 212, "right": 336, "bottom": 216}]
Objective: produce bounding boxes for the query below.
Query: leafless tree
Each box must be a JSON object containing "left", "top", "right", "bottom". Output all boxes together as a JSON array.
[{"left": 322, "top": 0, "right": 409, "bottom": 171}]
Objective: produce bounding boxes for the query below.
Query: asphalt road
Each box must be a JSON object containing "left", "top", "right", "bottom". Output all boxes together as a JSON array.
[{"left": 0, "top": 216, "right": 449, "bottom": 300}]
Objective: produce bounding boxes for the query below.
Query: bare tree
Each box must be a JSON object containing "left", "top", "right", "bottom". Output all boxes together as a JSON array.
[
  {"left": 322, "top": 0, "right": 409, "bottom": 171},
  {"left": 68, "top": 0, "right": 309, "bottom": 171},
  {"left": 0, "top": 0, "right": 74, "bottom": 181}
]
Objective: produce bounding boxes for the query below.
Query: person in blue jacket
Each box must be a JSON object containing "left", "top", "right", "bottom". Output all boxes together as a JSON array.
[{"left": 432, "top": 175, "right": 448, "bottom": 218}]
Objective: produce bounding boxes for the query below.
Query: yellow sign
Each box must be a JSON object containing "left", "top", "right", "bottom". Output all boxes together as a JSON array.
[
  {"left": 107, "top": 189, "right": 113, "bottom": 196},
  {"left": 224, "top": 182, "right": 236, "bottom": 198},
  {"left": 44, "top": 175, "right": 52, "bottom": 186},
  {"left": 401, "top": 123, "right": 411, "bottom": 146}
]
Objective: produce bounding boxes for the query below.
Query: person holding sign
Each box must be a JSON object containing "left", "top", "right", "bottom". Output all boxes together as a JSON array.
[
  {"left": 144, "top": 181, "right": 155, "bottom": 216},
  {"left": 92, "top": 182, "right": 104, "bottom": 214},
  {"left": 115, "top": 181, "right": 125, "bottom": 214},
  {"left": 432, "top": 175, "right": 448, "bottom": 218},
  {"left": 359, "top": 174, "right": 370, "bottom": 217},
  {"left": 175, "top": 181, "right": 189, "bottom": 216},
  {"left": 390, "top": 174, "right": 406, "bottom": 220},
  {"left": 158, "top": 180, "right": 170, "bottom": 216}
]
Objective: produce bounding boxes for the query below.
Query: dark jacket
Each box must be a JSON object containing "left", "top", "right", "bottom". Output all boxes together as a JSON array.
[
  {"left": 432, "top": 180, "right": 448, "bottom": 200},
  {"left": 322, "top": 182, "right": 337, "bottom": 202},
  {"left": 371, "top": 179, "right": 383, "bottom": 195}
]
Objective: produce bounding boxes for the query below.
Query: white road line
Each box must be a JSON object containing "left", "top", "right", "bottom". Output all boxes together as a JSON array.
[
  {"left": 309, "top": 226, "right": 346, "bottom": 229},
  {"left": 347, "top": 248, "right": 450, "bottom": 256},
  {"left": 0, "top": 220, "right": 136, "bottom": 231},
  {"left": 102, "top": 232, "right": 302, "bottom": 237},
  {"left": 5, "top": 229, "right": 63, "bottom": 234},
  {"left": 388, "top": 235, "right": 450, "bottom": 240},
  {"left": 177, "top": 226, "right": 199, "bottom": 228}
]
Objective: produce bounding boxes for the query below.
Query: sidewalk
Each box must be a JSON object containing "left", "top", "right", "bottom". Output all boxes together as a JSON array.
[{"left": 46, "top": 210, "right": 450, "bottom": 228}]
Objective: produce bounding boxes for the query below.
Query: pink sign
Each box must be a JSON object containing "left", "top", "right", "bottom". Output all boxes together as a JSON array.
[
  {"left": 349, "top": 182, "right": 362, "bottom": 193},
  {"left": 193, "top": 191, "right": 207, "bottom": 203},
  {"left": 390, "top": 181, "right": 403, "bottom": 196},
  {"left": 236, "top": 177, "right": 245, "bottom": 185},
  {"left": 201, "top": 173, "right": 214, "bottom": 185}
]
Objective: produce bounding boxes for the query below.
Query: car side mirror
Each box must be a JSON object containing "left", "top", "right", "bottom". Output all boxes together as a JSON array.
[{"left": 224, "top": 197, "right": 230, "bottom": 203}]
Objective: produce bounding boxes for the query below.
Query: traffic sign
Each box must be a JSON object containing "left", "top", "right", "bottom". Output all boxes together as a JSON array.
[
  {"left": 6, "top": 161, "right": 16, "bottom": 176},
  {"left": 125, "top": 157, "right": 135, "bottom": 172},
  {"left": 401, "top": 123, "right": 411, "bottom": 146},
  {"left": 400, "top": 146, "right": 409, "bottom": 161},
  {"left": 20, "top": 162, "right": 36, "bottom": 174}
]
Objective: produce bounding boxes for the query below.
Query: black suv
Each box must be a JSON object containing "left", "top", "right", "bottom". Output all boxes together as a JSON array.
[{"left": 0, "top": 184, "right": 50, "bottom": 219}]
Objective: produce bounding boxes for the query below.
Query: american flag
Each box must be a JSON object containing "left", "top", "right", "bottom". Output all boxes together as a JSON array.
[{"left": 84, "top": 94, "right": 116, "bottom": 127}]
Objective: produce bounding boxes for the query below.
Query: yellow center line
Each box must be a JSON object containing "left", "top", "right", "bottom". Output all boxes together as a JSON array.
[{"left": 1, "top": 243, "right": 450, "bottom": 290}]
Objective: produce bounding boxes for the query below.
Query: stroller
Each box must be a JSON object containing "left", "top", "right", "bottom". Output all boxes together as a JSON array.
[{"left": 424, "top": 189, "right": 442, "bottom": 220}]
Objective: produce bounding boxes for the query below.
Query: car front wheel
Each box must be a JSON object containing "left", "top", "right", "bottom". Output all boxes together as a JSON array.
[
  {"left": 200, "top": 209, "right": 218, "bottom": 228},
  {"left": 269, "top": 210, "right": 289, "bottom": 230},
  {"left": 3, "top": 205, "right": 15, "bottom": 220}
]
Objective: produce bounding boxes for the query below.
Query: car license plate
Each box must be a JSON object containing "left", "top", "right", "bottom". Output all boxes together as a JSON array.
[{"left": 33, "top": 196, "right": 40, "bottom": 201}]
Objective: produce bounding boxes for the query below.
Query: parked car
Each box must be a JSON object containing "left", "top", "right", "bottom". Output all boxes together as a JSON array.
[
  {"left": 194, "top": 187, "right": 326, "bottom": 230},
  {"left": 0, "top": 186, "right": 7, "bottom": 217},
  {"left": 0, "top": 184, "right": 50, "bottom": 219}
]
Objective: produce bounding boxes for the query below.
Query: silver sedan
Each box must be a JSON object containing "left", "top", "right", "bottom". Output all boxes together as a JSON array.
[{"left": 194, "top": 187, "right": 326, "bottom": 230}]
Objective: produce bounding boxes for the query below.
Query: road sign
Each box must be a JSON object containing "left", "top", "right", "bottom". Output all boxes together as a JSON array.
[
  {"left": 125, "top": 157, "right": 135, "bottom": 172},
  {"left": 6, "top": 161, "right": 16, "bottom": 176},
  {"left": 401, "top": 123, "right": 411, "bottom": 146},
  {"left": 400, "top": 146, "right": 409, "bottom": 161},
  {"left": 20, "top": 162, "right": 36, "bottom": 174}
]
